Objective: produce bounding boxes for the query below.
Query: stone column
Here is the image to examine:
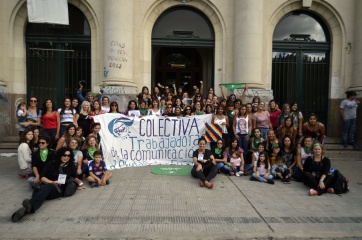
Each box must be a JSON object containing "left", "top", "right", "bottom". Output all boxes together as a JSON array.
[
  {"left": 103, "top": 0, "right": 137, "bottom": 110},
  {"left": 233, "top": 0, "right": 264, "bottom": 86},
  {"left": 351, "top": 0, "right": 362, "bottom": 92}
]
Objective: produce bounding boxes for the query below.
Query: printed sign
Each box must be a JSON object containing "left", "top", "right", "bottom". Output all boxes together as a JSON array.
[{"left": 94, "top": 114, "right": 212, "bottom": 169}]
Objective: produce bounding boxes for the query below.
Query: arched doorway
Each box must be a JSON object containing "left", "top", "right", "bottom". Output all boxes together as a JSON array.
[
  {"left": 152, "top": 7, "right": 214, "bottom": 96},
  {"left": 25, "top": 4, "right": 91, "bottom": 106},
  {"left": 272, "top": 11, "right": 330, "bottom": 125}
]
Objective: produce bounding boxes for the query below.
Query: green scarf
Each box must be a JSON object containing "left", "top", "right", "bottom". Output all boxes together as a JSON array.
[
  {"left": 73, "top": 149, "right": 78, "bottom": 156},
  {"left": 40, "top": 149, "right": 48, "bottom": 162},
  {"left": 303, "top": 147, "right": 310, "bottom": 154},
  {"left": 215, "top": 148, "right": 222, "bottom": 154},
  {"left": 140, "top": 108, "right": 148, "bottom": 115},
  {"left": 195, "top": 110, "right": 204, "bottom": 115},
  {"left": 227, "top": 110, "right": 235, "bottom": 119},
  {"left": 87, "top": 147, "right": 97, "bottom": 159}
]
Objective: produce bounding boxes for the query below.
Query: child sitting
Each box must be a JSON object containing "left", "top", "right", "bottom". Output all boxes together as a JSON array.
[
  {"left": 271, "top": 156, "right": 291, "bottom": 183},
  {"left": 250, "top": 151, "right": 274, "bottom": 184},
  {"left": 229, "top": 151, "right": 244, "bottom": 176},
  {"left": 87, "top": 151, "right": 112, "bottom": 188}
]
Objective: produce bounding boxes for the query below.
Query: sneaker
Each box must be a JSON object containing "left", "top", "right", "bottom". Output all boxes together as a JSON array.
[
  {"left": 91, "top": 182, "right": 99, "bottom": 188},
  {"left": 327, "top": 188, "right": 335, "bottom": 194},
  {"left": 238, "top": 171, "right": 244, "bottom": 175},
  {"left": 309, "top": 189, "right": 318, "bottom": 196},
  {"left": 76, "top": 179, "right": 83, "bottom": 187},
  {"left": 266, "top": 179, "right": 274, "bottom": 184},
  {"left": 235, "top": 173, "right": 240, "bottom": 177}
]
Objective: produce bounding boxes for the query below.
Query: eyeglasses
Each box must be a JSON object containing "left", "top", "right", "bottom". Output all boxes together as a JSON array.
[
  {"left": 62, "top": 154, "right": 71, "bottom": 158},
  {"left": 30, "top": 100, "right": 37, "bottom": 103},
  {"left": 38, "top": 142, "right": 46, "bottom": 145}
]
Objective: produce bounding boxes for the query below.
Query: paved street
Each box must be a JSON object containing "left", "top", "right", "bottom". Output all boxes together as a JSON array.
[{"left": 0, "top": 153, "right": 361, "bottom": 240}]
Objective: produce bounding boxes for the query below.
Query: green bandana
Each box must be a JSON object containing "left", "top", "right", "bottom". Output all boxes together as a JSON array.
[
  {"left": 140, "top": 108, "right": 148, "bottom": 115},
  {"left": 73, "top": 149, "right": 78, "bottom": 156},
  {"left": 195, "top": 110, "right": 204, "bottom": 115},
  {"left": 87, "top": 147, "right": 97, "bottom": 159},
  {"left": 215, "top": 148, "right": 222, "bottom": 154},
  {"left": 303, "top": 147, "right": 310, "bottom": 154},
  {"left": 40, "top": 149, "right": 48, "bottom": 162}
]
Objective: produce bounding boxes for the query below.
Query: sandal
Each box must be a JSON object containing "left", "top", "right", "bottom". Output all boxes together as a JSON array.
[
  {"left": 199, "top": 181, "right": 205, "bottom": 187},
  {"left": 207, "top": 183, "right": 214, "bottom": 189}
]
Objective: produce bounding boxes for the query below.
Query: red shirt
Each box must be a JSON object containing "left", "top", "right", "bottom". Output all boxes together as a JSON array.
[
  {"left": 269, "top": 110, "right": 281, "bottom": 128},
  {"left": 42, "top": 112, "right": 57, "bottom": 129}
]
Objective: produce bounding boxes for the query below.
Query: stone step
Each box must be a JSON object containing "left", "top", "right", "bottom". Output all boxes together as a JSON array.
[
  {"left": 0, "top": 142, "right": 18, "bottom": 149},
  {"left": 323, "top": 137, "right": 342, "bottom": 144},
  {"left": 324, "top": 144, "right": 358, "bottom": 150},
  {"left": 0, "top": 136, "right": 18, "bottom": 143},
  {"left": 327, "top": 150, "right": 362, "bottom": 159}
]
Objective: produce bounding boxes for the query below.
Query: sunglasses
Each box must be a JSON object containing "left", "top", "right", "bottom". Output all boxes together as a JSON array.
[
  {"left": 196, "top": 96, "right": 201, "bottom": 98},
  {"left": 38, "top": 142, "right": 47, "bottom": 145},
  {"left": 30, "top": 100, "right": 37, "bottom": 103},
  {"left": 62, "top": 154, "right": 71, "bottom": 158}
]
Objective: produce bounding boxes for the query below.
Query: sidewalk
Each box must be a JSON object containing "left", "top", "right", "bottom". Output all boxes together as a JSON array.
[{"left": 0, "top": 154, "right": 361, "bottom": 240}]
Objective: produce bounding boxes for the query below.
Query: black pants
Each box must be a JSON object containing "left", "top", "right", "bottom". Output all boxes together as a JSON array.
[
  {"left": 43, "top": 128, "right": 58, "bottom": 148},
  {"left": 303, "top": 172, "right": 334, "bottom": 195},
  {"left": 191, "top": 164, "right": 218, "bottom": 182},
  {"left": 30, "top": 183, "right": 62, "bottom": 212}
]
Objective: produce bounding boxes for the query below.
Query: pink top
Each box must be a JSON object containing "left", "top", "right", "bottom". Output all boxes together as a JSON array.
[
  {"left": 230, "top": 157, "right": 241, "bottom": 166},
  {"left": 254, "top": 162, "right": 270, "bottom": 175},
  {"left": 252, "top": 111, "right": 270, "bottom": 128}
]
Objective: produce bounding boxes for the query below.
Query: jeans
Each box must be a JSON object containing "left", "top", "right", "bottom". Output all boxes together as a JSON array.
[
  {"left": 259, "top": 128, "right": 269, "bottom": 139},
  {"left": 244, "top": 164, "right": 253, "bottom": 173},
  {"left": 238, "top": 134, "right": 250, "bottom": 159},
  {"left": 223, "top": 164, "right": 241, "bottom": 174},
  {"left": 251, "top": 173, "right": 273, "bottom": 182},
  {"left": 216, "top": 162, "right": 225, "bottom": 170},
  {"left": 342, "top": 118, "right": 356, "bottom": 145},
  {"left": 43, "top": 128, "right": 57, "bottom": 148}
]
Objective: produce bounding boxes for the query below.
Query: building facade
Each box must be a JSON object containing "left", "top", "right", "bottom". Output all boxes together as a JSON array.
[{"left": 0, "top": 0, "right": 361, "bottom": 145}]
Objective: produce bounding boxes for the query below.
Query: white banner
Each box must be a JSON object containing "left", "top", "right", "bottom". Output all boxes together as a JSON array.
[
  {"left": 93, "top": 114, "right": 212, "bottom": 169},
  {"left": 27, "top": 0, "right": 69, "bottom": 25}
]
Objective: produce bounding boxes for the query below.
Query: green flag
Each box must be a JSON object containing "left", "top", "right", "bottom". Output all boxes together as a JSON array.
[{"left": 220, "top": 83, "right": 245, "bottom": 91}]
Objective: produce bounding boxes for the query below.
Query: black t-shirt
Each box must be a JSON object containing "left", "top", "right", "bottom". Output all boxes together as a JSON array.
[
  {"left": 211, "top": 148, "right": 224, "bottom": 160},
  {"left": 279, "top": 148, "right": 297, "bottom": 167},
  {"left": 193, "top": 149, "right": 213, "bottom": 166},
  {"left": 32, "top": 149, "right": 55, "bottom": 175},
  {"left": 41, "top": 161, "right": 77, "bottom": 181}
]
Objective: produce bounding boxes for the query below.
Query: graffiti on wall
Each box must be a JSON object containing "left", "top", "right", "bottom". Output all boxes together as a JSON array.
[{"left": 0, "top": 86, "right": 9, "bottom": 135}]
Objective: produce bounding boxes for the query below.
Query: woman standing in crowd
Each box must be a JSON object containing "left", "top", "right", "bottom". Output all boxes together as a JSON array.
[
  {"left": 246, "top": 103, "right": 253, "bottom": 119},
  {"left": 75, "top": 101, "right": 92, "bottom": 138},
  {"left": 22, "top": 97, "right": 42, "bottom": 130},
  {"left": 205, "top": 104, "right": 214, "bottom": 114},
  {"left": 303, "top": 143, "right": 334, "bottom": 196},
  {"left": 212, "top": 105, "right": 229, "bottom": 144},
  {"left": 71, "top": 98, "right": 79, "bottom": 114},
  {"left": 268, "top": 100, "right": 281, "bottom": 131},
  {"left": 278, "top": 103, "right": 298, "bottom": 129},
  {"left": 148, "top": 99, "right": 161, "bottom": 116},
  {"left": 252, "top": 101, "right": 272, "bottom": 139},
  {"left": 76, "top": 127, "right": 85, "bottom": 147},
  {"left": 251, "top": 96, "right": 260, "bottom": 113},
  {"left": 137, "top": 86, "right": 152, "bottom": 107},
  {"left": 302, "top": 113, "right": 325, "bottom": 144},
  {"left": 173, "top": 98, "right": 184, "bottom": 112},
  {"left": 17, "top": 129, "right": 34, "bottom": 178},
  {"left": 42, "top": 99, "right": 59, "bottom": 147},
  {"left": 151, "top": 86, "right": 162, "bottom": 101},
  {"left": 101, "top": 96, "right": 110, "bottom": 113},
  {"left": 124, "top": 100, "right": 139, "bottom": 116},
  {"left": 11, "top": 147, "right": 77, "bottom": 222},
  {"left": 294, "top": 136, "right": 313, "bottom": 182},
  {"left": 88, "top": 123, "right": 101, "bottom": 145},
  {"left": 29, "top": 136, "right": 55, "bottom": 188},
  {"left": 191, "top": 138, "right": 217, "bottom": 189},
  {"left": 291, "top": 102, "right": 303, "bottom": 143},
  {"left": 193, "top": 101, "right": 204, "bottom": 115},
  {"left": 264, "top": 129, "right": 279, "bottom": 166},
  {"left": 339, "top": 91, "right": 359, "bottom": 148},
  {"left": 58, "top": 98, "right": 76, "bottom": 137},
  {"left": 109, "top": 101, "right": 120, "bottom": 113},
  {"left": 233, "top": 105, "right": 251, "bottom": 156},
  {"left": 184, "top": 106, "right": 193, "bottom": 117},
  {"left": 277, "top": 116, "right": 297, "bottom": 146},
  {"left": 250, "top": 128, "right": 264, "bottom": 152},
  {"left": 56, "top": 124, "right": 76, "bottom": 151},
  {"left": 279, "top": 136, "right": 297, "bottom": 182},
  {"left": 91, "top": 100, "right": 105, "bottom": 116}
]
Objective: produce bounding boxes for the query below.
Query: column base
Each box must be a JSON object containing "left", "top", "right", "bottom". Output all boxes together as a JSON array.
[{"left": 102, "top": 85, "right": 138, "bottom": 112}]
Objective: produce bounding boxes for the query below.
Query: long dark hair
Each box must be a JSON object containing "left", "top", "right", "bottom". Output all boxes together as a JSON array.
[
  {"left": 19, "top": 129, "right": 33, "bottom": 145},
  {"left": 228, "top": 137, "right": 239, "bottom": 155},
  {"left": 54, "top": 147, "right": 75, "bottom": 174},
  {"left": 257, "top": 151, "right": 269, "bottom": 168},
  {"left": 59, "top": 97, "right": 74, "bottom": 115},
  {"left": 41, "top": 99, "right": 57, "bottom": 114}
]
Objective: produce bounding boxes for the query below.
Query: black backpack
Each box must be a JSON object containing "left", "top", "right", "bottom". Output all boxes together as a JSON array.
[{"left": 333, "top": 170, "right": 349, "bottom": 194}]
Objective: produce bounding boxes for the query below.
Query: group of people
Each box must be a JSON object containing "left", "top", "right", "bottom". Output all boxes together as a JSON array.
[{"left": 13, "top": 81, "right": 357, "bottom": 222}]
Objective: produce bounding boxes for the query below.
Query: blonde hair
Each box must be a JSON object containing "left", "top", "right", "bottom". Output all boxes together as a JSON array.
[{"left": 80, "top": 101, "right": 91, "bottom": 115}]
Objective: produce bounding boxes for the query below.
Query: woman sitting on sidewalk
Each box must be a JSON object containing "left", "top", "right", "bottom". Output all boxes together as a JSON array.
[
  {"left": 303, "top": 143, "right": 334, "bottom": 196},
  {"left": 11, "top": 147, "right": 77, "bottom": 222},
  {"left": 191, "top": 137, "right": 217, "bottom": 189}
]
